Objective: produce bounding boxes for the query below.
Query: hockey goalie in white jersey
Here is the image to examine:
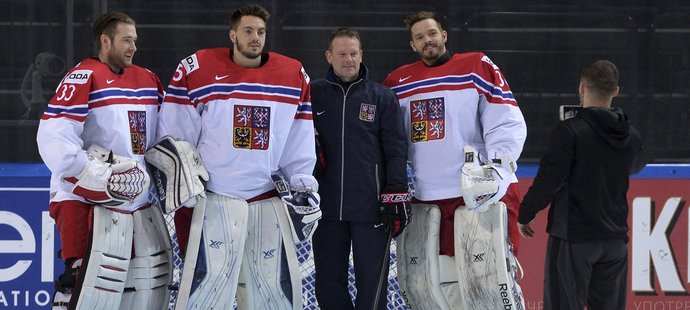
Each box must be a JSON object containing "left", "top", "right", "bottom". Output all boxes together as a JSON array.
[
  {"left": 37, "top": 11, "right": 173, "bottom": 310},
  {"left": 383, "top": 10, "right": 526, "bottom": 309},
  {"left": 151, "top": 4, "right": 321, "bottom": 309}
]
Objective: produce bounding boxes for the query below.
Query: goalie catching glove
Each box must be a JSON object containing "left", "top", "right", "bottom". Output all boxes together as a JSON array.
[
  {"left": 378, "top": 185, "right": 412, "bottom": 237},
  {"left": 460, "top": 145, "right": 516, "bottom": 212},
  {"left": 272, "top": 174, "right": 322, "bottom": 242},
  {"left": 144, "top": 136, "right": 209, "bottom": 213},
  {"left": 65, "top": 145, "right": 150, "bottom": 206}
]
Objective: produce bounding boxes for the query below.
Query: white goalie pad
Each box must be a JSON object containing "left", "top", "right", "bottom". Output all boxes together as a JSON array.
[
  {"left": 175, "top": 193, "right": 248, "bottom": 310},
  {"left": 396, "top": 204, "right": 463, "bottom": 310},
  {"left": 119, "top": 206, "right": 173, "bottom": 310},
  {"left": 455, "top": 202, "right": 525, "bottom": 310},
  {"left": 145, "top": 136, "right": 209, "bottom": 213},
  {"left": 237, "top": 197, "right": 302, "bottom": 310},
  {"left": 74, "top": 207, "right": 133, "bottom": 310}
]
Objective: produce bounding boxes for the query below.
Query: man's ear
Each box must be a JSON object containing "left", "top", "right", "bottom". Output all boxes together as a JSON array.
[
  {"left": 229, "top": 29, "right": 236, "bottom": 45},
  {"left": 612, "top": 85, "right": 620, "bottom": 98},
  {"left": 578, "top": 81, "right": 586, "bottom": 96},
  {"left": 409, "top": 40, "right": 416, "bottom": 52},
  {"left": 325, "top": 50, "right": 332, "bottom": 65},
  {"left": 100, "top": 34, "right": 110, "bottom": 50}
]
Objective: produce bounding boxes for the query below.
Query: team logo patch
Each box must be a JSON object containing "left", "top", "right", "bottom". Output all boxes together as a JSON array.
[
  {"left": 233, "top": 105, "right": 270, "bottom": 150},
  {"left": 128, "top": 111, "right": 147, "bottom": 154},
  {"left": 410, "top": 97, "right": 445, "bottom": 143},
  {"left": 359, "top": 103, "right": 376, "bottom": 122}
]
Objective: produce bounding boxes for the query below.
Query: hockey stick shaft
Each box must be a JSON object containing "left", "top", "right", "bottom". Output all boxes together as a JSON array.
[
  {"left": 372, "top": 225, "right": 393, "bottom": 310},
  {"left": 174, "top": 196, "right": 206, "bottom": 310}
]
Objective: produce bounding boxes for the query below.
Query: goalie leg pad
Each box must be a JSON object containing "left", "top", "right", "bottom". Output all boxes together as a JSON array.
[
  {"left": 145, "top": 136, "right": 209, "bottom": 214},
  {"left": 237, "top": 197, "right": 302, "bottom": 310},
  {"left": 176, "top": 193, "right": 248, "bottom": 309},
  {"left": 74, "top": 207, "right": 133, "bottom": 310},
  {"left": 119, "top": 205, "right": 173, "bottom": 310},
  {"left": 454, "top": 202, "right": 525, "bottom": 310},
  {"left": 396, "top": 204, "right": 454, "bottom": 310}
]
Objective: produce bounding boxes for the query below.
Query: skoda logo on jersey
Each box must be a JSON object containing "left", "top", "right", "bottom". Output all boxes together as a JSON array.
[
  {"left": 209, "top": 240, "right": 224, "bottom": 249},
  {"left": 63, "top": 69, "right": 92, "bottom": 84},
  {"left": 263, "top": 249, "right": 276, "bottom": 259},
  {"left": 359, "top": 103, "right": 376, "bottom": 122}
]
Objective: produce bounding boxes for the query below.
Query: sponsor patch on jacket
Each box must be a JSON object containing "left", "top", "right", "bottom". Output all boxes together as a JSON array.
[
  {"left": 233, "top": 105, "right": 271, "bottom": 150},
  {"left": 63, "top": 69, "right": 92, "bottom": 85},
  {"left": 359, "top": 103, "right": 376, "bottom": 122},
  {"left": 128, "top": 111, "right": 147, "bottom": 154},
  {"left": 410, "top": 97, "right": 445, "bottom": 142}
]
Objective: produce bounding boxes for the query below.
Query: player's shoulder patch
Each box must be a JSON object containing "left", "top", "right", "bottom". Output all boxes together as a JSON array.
[
  {"left": 480, "top": 54, "right": 500, "bottom": 70},
  {"left": 301, "top": 67, "right": 310, "bottom": 84},
  {"left": 181, "top": 54, "right": 200, "bottom": 75},
  {"left": 63, "top": 69, "right": 92, "bottom": 85}
]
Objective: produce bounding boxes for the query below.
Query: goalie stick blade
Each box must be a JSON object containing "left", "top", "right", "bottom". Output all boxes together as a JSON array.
[{"left": 174, "top": 197, "right": 206, "bottom": 310}]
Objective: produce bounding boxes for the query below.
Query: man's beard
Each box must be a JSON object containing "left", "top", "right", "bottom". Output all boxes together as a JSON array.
[
  {"left": 107, "top": 49, "right": 132, "bottom": 71},
  {"left": 421, "top": 43, "right": 442, "bottom": 62},
  {"left": 237, "top": 41, "right": 262, "bottom": 59}
]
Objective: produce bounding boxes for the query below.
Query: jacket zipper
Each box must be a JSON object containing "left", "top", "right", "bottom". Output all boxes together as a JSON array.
[
  {"left": 375, "top": 163, "right": 380, "bottom": 196},
  {"left": 326, "top": 78, "right": 363, "bottom": 220}
]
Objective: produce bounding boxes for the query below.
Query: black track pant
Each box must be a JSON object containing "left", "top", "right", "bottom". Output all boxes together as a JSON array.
[
  {"left": 544, "top": 236, "right": 628, "bottom": 310},
  {"left": 312, "top": 219, "right": 390, "bottom": 310}
]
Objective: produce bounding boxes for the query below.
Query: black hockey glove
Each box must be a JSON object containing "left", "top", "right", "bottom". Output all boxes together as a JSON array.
[{"left": 378, "top": 185, "right": 412, "bottom": 238}]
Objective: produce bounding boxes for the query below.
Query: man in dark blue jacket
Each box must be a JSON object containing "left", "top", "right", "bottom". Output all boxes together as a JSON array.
[
  {"left": 518, "top": 60, "right": 645, "bottom": 310},
  {"left": 310, "top": 27, "right": 410, "bottom": 309}
]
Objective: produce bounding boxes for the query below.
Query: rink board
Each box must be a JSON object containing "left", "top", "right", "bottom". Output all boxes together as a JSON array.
[{"left": 1, "top": 163, "right": 690, "bottom": 309}]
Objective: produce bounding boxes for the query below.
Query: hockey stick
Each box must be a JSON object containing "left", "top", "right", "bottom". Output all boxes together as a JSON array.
[
  {"left": 174, "top": 196, "right": 206, "bottom": 310},
  {"left": 372, "top": 225, "right": 393, "bottom": 310}
]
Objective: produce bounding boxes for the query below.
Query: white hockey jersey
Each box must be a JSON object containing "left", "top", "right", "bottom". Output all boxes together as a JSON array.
[
  {"left": 383, "top": 52, "right": 526, "bottom": 201},
  {"left": 157, "top": 48, "right": 315, "bottom": 200},
  {"left": 37, "top": 58, "right": 164, "bottom": 211}
]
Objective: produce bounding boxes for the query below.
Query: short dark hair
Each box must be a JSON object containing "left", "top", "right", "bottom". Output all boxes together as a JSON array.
[
  {"left": 327, "top": 27, "right": 362, "bottom": 51},
  {"left": 580, "top": 60, "right": 619, "bottom": 98},
  {"left": 93, "top": 11, "right": 135, "bottom": 50},
  {"left": 404, "top": 11, "right": 446, "bottom": 33},
  {"left": 230, "top": 4, "right": 270, "bottom": 30}
]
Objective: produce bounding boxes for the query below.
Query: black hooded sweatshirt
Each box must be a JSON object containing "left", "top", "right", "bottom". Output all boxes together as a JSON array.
[{"left": 518, "top": 107, "right": 644, "bottom": 242}]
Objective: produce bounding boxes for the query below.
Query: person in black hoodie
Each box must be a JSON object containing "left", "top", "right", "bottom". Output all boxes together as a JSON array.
[
  {"left": 518, "top": 60, "right": 645, "bottom": 310},
  {"left": 310, "top": 27, "right": 410, "bottom": 309}
]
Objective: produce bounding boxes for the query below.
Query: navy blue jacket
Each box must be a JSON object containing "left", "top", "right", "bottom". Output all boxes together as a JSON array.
[{"left": 310, "top": 65, "right": 408, "bottom": 222}]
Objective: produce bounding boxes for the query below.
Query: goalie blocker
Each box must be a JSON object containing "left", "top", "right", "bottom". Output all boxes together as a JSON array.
[{"left": 144, "top": 136, "right": 209, "bottom": 213}]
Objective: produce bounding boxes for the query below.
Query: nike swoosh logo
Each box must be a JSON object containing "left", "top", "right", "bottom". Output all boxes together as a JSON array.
[
  {"left": 215, "top": 75, "right": 229, "bottom": 80},
  {"left": 398, "top": 76, "right": 412, "bottom": 82},
  {"left": 106, "top": 79, "right": 115, "bottom": 84},
  {"left": 316, "top": 111, "right": 325, "bottom": 116},
  {"left": 373, "top": 223, "right": 384, "bottom": 228}
]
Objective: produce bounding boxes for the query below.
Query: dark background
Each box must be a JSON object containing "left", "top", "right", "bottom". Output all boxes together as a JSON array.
[{"left": 2, "top": 0, "right": 688, "bottom": 163}]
